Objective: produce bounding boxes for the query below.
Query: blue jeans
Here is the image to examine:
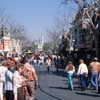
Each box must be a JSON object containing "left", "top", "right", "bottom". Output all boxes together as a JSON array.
[
  {"left": 80, "top": 73, "right": 87, "bottom": 90},
  {"left": 67, "top": 73, "right": 73, "bottom": 90},
  {"left": 91, "top": 72, "right": 98, "bottom": 90}
]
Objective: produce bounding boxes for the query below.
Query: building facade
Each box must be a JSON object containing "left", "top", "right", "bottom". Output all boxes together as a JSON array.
[{"left": 0, "top": 26, "right": 22, "bottom": 56}]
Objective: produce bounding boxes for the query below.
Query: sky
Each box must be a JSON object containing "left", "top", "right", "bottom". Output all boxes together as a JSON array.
[{"left": 0, "top": 0, "right": 77, "bottom": 41}]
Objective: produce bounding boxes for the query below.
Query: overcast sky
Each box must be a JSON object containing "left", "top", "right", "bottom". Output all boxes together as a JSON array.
[{"left": 0, "top": 0, "right": 77, "bottom": 41}]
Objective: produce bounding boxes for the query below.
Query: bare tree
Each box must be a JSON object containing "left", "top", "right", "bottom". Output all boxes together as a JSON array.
[
  {"left": 9, "top": 23, "right": 26, "bottom": 39},
  {"left": 46, "top": 14, "right": 71, "bottom": 53},
  {"left": 0, "top": 8, "right": 31, "bottom": 51},
  {"left": 0, "top": 9, "right": 28, "bottom": 39}
]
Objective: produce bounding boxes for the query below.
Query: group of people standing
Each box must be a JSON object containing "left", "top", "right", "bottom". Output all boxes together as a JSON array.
[
  {"left": 0, "top": 56, "right": 38, "bottom": 100},
  {"left": 65, "top": 57, "right": 100, "bottom": 92}
]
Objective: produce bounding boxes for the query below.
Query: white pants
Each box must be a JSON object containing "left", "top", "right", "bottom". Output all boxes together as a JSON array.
[{"left": 0, "top": 82, "right": 3, "bottom": 100}]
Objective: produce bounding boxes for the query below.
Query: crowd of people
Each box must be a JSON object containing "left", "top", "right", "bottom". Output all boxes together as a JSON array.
[
  {"left": 26, "top": 54, "right": 100, "bottom": 94},
  {"left": 1, "top": 52, "right": 100, "bottom": 100},
  {"left": 0, "top": 55, "right": 38, "bottom": 100},
  {"left": 31, "top": 53, "right": 100, "bottom": 93}
]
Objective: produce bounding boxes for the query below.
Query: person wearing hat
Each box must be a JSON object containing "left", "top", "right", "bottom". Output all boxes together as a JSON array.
[
  {"left": 65, "top": 61, "right": 75, "bottom": 90},
  {"left": 89, "top": 57, "right": 100, "bottom": 90}
]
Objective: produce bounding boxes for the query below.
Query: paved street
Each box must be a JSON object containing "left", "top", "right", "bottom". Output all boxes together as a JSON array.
[{"left": 35, "top": 66, "right": 100, "bottom": 100}]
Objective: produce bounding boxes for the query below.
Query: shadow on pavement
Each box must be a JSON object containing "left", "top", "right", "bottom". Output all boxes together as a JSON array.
[
  {"left": 74, "top": 86, "right": 82, "bottom": 91},
  {"left": 75, "top": 92, "right": 100, "bottom": 97},
  {"left": 39, "top": 86, "right": 63, "bottom": 100},
  {"left": 35, "top": 98, "right": 38, "bottom": 100},
  {"left": 52, "top": 71, "right": 67, "bottom": 78},
  {"left": 49, "top": 86, "right": 82, "bottom": 91},
  {"left": 49, "top": 86, "right": 68, "bottom": 90}
]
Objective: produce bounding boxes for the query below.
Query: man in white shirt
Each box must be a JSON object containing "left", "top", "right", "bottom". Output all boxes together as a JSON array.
[{"left": 77, "top": 59, "right": 88, "bottom": 91}]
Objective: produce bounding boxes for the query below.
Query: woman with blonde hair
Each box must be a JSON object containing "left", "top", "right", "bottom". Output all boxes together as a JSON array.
[{"left": 65, "top": 61, "right": 75, "bottom": 90}]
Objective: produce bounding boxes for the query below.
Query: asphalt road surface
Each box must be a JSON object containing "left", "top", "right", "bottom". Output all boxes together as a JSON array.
[{"left": 35, "top": 66, "right": 100, "bottom": 100}]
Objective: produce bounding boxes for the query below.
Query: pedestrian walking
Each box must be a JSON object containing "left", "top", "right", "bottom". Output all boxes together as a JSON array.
[
  {"left": 89, "top": 57, "right": 100, "bottom": 90},
  {"left": 46, "top": 56, "right": 52, "bottom": 73},
  {"left": 65, "top": 61, "right": 75, "bottom": 90},
  {"left": 77, "top": 59, "right": 88, "bottom": 91},
  {"left": 55, "top": 56, "right": 61, "bottom": 72},
  {"left": 21, "top": 57, "right": 38, "bottom": 100},
  {"left": 5, "top": 60, "right": 15, "bottom": 100}
]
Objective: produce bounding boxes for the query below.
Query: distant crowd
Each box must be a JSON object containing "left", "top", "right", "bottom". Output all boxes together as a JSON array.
[{"left": 28, "top": 53, "right": 100, "bottom": 93}]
